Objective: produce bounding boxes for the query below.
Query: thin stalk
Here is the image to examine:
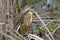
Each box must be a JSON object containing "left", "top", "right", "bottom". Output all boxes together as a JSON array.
[
  {"left": 0, "top": 31, "right": 15, "bottom": 40},
  {"left": 7, "top": 30, "right": 20, "bottom": 40}
]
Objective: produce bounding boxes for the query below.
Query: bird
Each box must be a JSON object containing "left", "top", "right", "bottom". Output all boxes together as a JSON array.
[{"left": 18, "top": 11, "right": 34, "bottom": 36}]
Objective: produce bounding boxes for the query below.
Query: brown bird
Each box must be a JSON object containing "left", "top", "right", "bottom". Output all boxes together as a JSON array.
[{"left": 18, "top": 11, "right": 34, "bottom": 36}]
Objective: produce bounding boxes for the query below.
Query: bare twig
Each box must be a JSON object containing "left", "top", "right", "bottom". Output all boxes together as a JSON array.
[
  {"left": 14, "top": 30, "right": 26, "bottom": 40},
  {"left": 45, "top": 33, "right": 52, "bottom": 40},
  {"left": 53, "top": 26, "right": 60, "bottom": 34},
  {"left": 16, "top": 25, "right": 21, "bottom": 32}
]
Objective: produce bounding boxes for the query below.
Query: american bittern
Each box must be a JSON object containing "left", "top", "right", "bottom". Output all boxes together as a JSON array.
[{"left": 18, "top": 11, "right": 34, "bottom": 36}]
